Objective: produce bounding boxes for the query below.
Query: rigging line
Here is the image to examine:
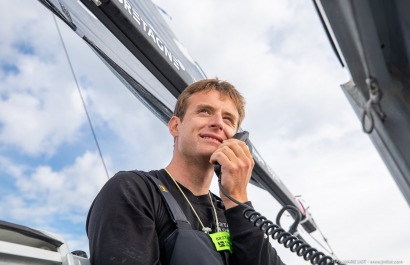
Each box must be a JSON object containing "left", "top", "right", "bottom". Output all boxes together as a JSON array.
[
  {"left": 349, "top": 0, "right": 371, "bottom": 78},
  {"left": 280, "top": 209, "right": 336, "bottom": 257},
  {"left": 295, "top": 197, "right": 338, "bottom": 257},
  {"left": 53, "top": 15, "right": 110, "bottom": 180},
  {"left": 304, "top": 223, "right": 339, "bottom": 260}
]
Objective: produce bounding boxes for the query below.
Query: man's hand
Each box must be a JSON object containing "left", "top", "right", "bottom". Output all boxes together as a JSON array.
[{"left": 210, "top": 138, "right": 254, "bottom": 209}]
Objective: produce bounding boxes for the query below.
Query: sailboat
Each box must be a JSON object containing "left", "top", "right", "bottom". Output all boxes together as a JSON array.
[{"left": 1, "top": 0, "right": 409, "bottom": 264}]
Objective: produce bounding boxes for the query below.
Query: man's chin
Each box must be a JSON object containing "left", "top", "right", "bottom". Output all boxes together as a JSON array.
[{"left": 198, "top": 151, "right": 214, "bottom": 162}]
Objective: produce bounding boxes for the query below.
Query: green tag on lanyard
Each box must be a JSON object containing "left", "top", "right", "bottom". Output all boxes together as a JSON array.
[{"left": 209, "top": 231, "right": 232, "bottom": 253}]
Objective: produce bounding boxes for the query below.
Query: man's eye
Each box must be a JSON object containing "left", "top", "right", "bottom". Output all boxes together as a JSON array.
[
  {"left": 199, "top": 109, "right": 210, "bottom": 114},
  {"left": 223, "top": 117, "right": 234, "bottom": 125}
]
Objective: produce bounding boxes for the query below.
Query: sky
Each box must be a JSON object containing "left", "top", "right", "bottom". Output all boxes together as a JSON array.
[{"left": 1, "top": 0, "right": 409, "bottom": 264}]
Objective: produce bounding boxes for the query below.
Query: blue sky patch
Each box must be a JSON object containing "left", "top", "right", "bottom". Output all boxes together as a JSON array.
[
  {"left": 1, "top": 63, "right": 19, "bottom": 76},
  {"left": 13, "top": 41, "right": 35, "bottom": 55}
]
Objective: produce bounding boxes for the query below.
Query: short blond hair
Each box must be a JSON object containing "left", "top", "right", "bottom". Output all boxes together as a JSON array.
[{"left": 173, "top": 78, "right": 245, "bottom": 128}]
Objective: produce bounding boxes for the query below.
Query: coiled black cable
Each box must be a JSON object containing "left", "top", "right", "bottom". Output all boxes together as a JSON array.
[
  {"left": 242, "top": 206, "right": 340, "bottom": 265},
  {"left": 217, "top": 179, "right": 343, "bottom": 265}
]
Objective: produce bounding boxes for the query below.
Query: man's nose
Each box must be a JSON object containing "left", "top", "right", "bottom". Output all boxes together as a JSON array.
[{"left": 209, "top": 113, "right": 224, "bottom": 130}]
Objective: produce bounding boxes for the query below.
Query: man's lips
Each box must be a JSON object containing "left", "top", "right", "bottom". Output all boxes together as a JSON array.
[{"left": 200, "top": 134, "right": 223, "bottom": 143}]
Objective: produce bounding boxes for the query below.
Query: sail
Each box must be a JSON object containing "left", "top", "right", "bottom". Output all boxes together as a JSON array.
[
  {"left": 314, "top": 0, "right": 410, "bottom": 206},
  {"left": 37, "top": 0, "right": 316, "bottom": 232}
]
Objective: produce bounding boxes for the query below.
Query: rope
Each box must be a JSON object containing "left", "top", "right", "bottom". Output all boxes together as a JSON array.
[{"left": 53, "top": 15, "right": 110, "bottom": 179}]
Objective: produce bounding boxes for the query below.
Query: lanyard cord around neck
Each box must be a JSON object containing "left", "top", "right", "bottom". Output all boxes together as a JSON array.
[{"left": 164, "top": 169, "right": 220, "bottom": 234}]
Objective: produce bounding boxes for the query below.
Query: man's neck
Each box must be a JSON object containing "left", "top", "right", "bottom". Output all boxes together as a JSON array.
[{"left": 165, "top": 157, "right": 214, "bottom": 196}]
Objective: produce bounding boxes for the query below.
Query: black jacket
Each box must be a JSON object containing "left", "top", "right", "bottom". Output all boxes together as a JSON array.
[{"left": 86, "top": 169, "right": 284, "bottom": 265}]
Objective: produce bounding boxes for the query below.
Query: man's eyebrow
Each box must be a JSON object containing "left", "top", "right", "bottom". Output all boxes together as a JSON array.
[{"left": 196, "top": 104, "right": 214, "bottom": 110}]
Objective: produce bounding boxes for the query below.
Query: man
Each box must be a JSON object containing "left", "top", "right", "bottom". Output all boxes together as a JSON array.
[{"left": 86, "top": 78, "right": 284, "bottom": 264}]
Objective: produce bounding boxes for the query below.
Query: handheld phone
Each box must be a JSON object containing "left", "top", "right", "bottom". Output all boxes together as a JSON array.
[
  {"left": 232, "top": 131, "right": 250, "bottom": 143},
  {"left": 214, "top": 131, "right": 250, "bottom": 178}
]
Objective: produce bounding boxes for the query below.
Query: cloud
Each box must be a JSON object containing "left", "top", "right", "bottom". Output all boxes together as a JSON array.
[
  {"left": 0, "top": 6, "right": 89, "bottom": 156},
  {"left": 1, "top": 151, "right": 110, "bottom": 258},
  {"left": 2, "top": 151, "right": 107, "bottom": 226},
  {"left": 1, "top": 0, "right": 410, "bottom": 262}
]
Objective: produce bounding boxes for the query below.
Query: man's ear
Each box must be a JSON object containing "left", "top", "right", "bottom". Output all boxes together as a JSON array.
[{"left": 168, "top": 116, "right": 180, "bottom": 138}]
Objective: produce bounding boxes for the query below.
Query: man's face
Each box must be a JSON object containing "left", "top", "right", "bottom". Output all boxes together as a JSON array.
[{"left": 172, "top": 90, "right": 239, "bottom": 161}]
